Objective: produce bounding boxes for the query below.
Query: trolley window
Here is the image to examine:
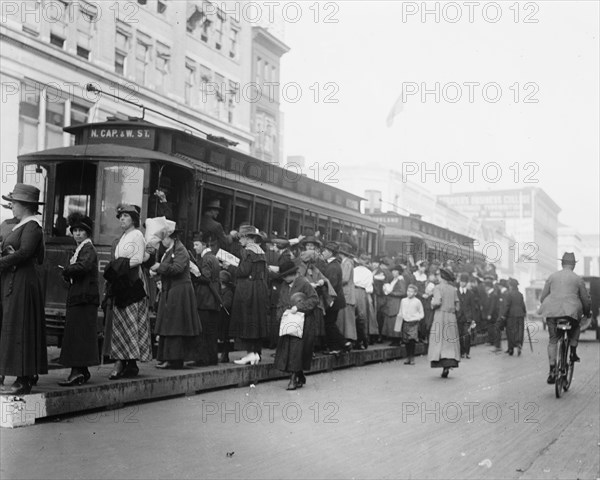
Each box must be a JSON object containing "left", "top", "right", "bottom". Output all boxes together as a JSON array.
[
  {"left": 52, "top": 161, "right": 96, "bottom": 238},
  {"left": 254, "top": 198, "right": 270, "bottom": 233},
  {"left": 199, "top": 186, "right": 234, "bottom": 233},
  {"left": 233, "top": 193, "right": 252, "bottom": 230},
  {"left": 272, "top": 202, "right": 287, "bottom": 237},
  {"left": 98, "top": 164, "right": 146, "bottom": 243}
]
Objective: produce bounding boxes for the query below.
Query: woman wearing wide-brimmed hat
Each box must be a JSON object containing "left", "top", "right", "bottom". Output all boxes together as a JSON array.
[
  {"left": 274, "top": 260, "right": 319, "bottom": 390},
  {"left": 57, "top": 213, "right": 100, "bottom": 386},
  {"left": 230, "top": 225, "right": 270, "bottom": 365},
  {"left": 428, "top": 267, "right": 461, "bottom": 378},
  {"left": 0, "top": 184, "right": 47, "bottom": 395},
  {"left": 103, "top": 204, "right": 152, "bottom": 379},
  {"left": 149, "top": 224, "right": 202, "bottom": 369}
]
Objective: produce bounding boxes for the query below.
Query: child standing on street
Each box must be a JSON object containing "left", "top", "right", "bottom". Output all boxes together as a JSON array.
[{"left": 397, "top": 284, "right": 424, "bottom": 365}]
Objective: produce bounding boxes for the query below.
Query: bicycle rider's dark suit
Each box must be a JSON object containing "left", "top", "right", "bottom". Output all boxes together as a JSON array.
[{"left": 538, "top": 268, "right": 591, "bottom": 365}]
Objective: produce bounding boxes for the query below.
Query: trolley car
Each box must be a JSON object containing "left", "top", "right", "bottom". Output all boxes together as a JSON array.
[{"left": 16, "top": 117, "right": 382, "bottom": 346}]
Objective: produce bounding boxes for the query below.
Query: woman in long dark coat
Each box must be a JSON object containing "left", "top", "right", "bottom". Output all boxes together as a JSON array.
[
  {"left": 298, "top": 249, "right": 330, "bottom": 350},
  {"left": 150, "top": 228, "right": 202, "bottom": 369},
  {"left": 381, "top": 265, "right": 406, "bottom": 346},
  {"left": 274, "top": 260, "right": 319, "bottom": 390},
  {"left": 0, "top": 184, "right": 47, "bottom": 395},
  {"left": 428, "top": 268, "right": 461, "bottom": 378},
  {"left": 58, "top": 213, "right": 100, "bottom": 386},
  {"left": 230, "top": 225, "right": 269, "bottom": 365}
]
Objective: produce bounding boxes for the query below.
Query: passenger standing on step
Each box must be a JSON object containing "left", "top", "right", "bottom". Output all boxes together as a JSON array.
[
  {"left": 103, "top": 204, "right": 151, "bottom": 380},
  {"left": 58, "top": 213, "right": 100, "bottom": 387},
  {"left": 150, "top": 225, "right": 202, "bottom": 369},
  {"left": 230, "top": 225, "right": 269, "bottom": 365},
  {"left": 0, "top": 184, "right": 47, "bottom": 396}
]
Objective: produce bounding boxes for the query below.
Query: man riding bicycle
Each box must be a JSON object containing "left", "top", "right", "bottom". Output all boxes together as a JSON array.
[{"left": 539, "top": 252, "right": 591, "bottom": 384}]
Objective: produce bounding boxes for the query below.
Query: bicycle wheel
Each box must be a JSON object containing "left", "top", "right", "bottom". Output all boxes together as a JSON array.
[
  {"left": 564, "top": 345, "right": 574, "bottom": 391},
  {"left": 555, "top": 339, "right": 565, "bottom": 398}
]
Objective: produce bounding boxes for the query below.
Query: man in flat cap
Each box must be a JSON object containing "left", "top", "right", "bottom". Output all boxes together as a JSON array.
[{"left": 539, "top": 252, "right": 591, "bottom": 384}]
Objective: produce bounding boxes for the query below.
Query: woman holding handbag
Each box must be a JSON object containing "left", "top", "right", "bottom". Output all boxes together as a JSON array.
[{"left": 274, "top": 260, "right": 319, "bottom": 390}]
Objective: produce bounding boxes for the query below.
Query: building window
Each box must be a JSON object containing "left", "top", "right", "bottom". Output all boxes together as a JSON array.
[
  {"left": 48, "top": 0, "right": 68, "bottom": 46},
  {"left": 215, "top": 73, "right": 226, "bottom": 120},
  {"left": 155, "top": 43, "right": 170, "bottom": 91},
  {"left": 115, "top": 30, "right": 130, "bottom": 75},
  {"left": 21, "top": 0, "right": 41, "bottom": 36},
  {"left": 227, "top": 81, "right": 238, "bottom": 124},
  {"left": 135, "top": 40, "right": 150, "bottom": 85},
  {"left": 19, "top": 81, "right": 91, "bottom": 153},
  {"left": 255, "top": 57, "right": 261, "bottom": 83},
  {"left": 229, "top": 27, "right": 238, "bottom": 58},
  {"left": 185, "top": 62, "right": 195, "bottom": 104},
  {"left": 18, "top": 86, "right": 40, "bottom": 155},
  {"left": 46, "top": 95, "right": 65, "bottom": 149},
  {"left": 50, "top": 33, "right": 65, "bottom": 48},
  {"left": 201, "top": 16, "right": 211, "bottom": 42},
  {"left": 199, "top": 65, "right": 212, "bottom": 111},
  {"left": 264, "top": 61, "right": 270, "bottom": 82},
  {"left": 215, "top": 10, "right": 225, "bottom": 50},
  {"left": 76, "top": 6, "right": 96, "bottom": 60},
  {"left": 157, "top": 0, "right": 167, "bottom": 14}
]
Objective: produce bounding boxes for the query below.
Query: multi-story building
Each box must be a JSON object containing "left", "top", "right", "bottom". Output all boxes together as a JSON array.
[
  {"left": 439, "top": 188, "right": 561, "bottom": 283},
  {"left": 0, "top": 0, "right": 288, "bottom": 217},
  {"left": 250, "top": 26, "right": 289, "bottom": 165},
  {"left": 581, "top": 234, "right": 600, "bottom": 277}
]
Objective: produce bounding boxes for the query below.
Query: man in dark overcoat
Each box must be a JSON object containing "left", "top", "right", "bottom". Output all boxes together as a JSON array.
[
  {"left": 193, "top": 232, "right": 222, "bottom": 366},
  {"left": 457, "top": 273, "right": 476, "bottom": 359},
  {"left": 499, "top": 278, "right": 527, "bottom": 356},
  {"left": 319, "top": 242, "right": 351, "bottom": 355}
]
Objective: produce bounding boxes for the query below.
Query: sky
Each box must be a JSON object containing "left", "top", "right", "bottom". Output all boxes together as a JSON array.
[{"left": 279, "top": 0, "right": 600, "bottom": 235}]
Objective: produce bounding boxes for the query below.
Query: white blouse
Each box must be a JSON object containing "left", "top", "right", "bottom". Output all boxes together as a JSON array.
[{"left": 115, "top": 229, "right": 145, "bottom": 267}]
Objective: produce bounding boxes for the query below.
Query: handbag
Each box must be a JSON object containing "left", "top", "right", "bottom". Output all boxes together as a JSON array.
[{"left": 279, "top": 309, "right": 305, "bottom": 338}]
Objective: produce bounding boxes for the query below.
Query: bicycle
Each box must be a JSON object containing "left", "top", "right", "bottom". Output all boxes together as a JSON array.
[{"left": 555, "top": 318, "right": 575, "bottom": 398}]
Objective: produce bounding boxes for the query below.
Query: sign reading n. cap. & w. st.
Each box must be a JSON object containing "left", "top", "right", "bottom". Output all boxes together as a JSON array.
[{"left": 85, "top": 127, "right": 156, "bottom": 149}]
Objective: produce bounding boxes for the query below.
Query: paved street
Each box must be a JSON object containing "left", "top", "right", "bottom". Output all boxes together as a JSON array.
[{"left": 1, "top": 330, "right": 599, "bottom": 480}]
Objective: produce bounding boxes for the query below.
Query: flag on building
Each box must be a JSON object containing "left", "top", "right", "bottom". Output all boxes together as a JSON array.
[{"left": 386, "top": 94, "right": 405, "bottom": 127}]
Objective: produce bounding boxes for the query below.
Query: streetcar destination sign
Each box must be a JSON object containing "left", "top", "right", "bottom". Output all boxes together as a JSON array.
[{"left": 86, "top": 127, "right": 156, "bottom": 148}]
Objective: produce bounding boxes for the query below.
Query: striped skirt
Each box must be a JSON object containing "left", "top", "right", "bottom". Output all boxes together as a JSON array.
[{"left": 110, "top": 298, "right": 152, "bottom": 361}]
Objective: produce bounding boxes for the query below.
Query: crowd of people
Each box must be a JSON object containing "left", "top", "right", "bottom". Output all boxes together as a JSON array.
[{"left": 0, "top": 184, "right": 589, "bottom": 395}]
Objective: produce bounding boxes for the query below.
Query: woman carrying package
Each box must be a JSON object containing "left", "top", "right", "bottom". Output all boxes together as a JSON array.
[{"left": 274, "top": 260, "right": 319, "bottom": 390}]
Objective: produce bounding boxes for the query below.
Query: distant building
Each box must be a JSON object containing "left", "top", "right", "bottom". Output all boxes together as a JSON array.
[
  {"left": 339, "top": 165, "right": 476, "bottom": 236},
  {"left": 439, "top": 188, "right": 561, "bottom": 283},
  {"left": 250, "top": 26, "right": 289, "bottom": 165},
  {"left": 581, "top": 234, "right": 600, "bottom": 276}
]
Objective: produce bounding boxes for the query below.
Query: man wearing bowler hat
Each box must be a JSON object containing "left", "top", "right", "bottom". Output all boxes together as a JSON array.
[{"left": 539, "top": 252, "right": 591, "bottom": 384}]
